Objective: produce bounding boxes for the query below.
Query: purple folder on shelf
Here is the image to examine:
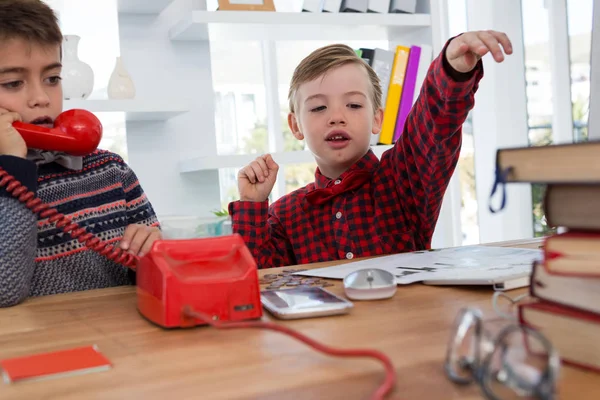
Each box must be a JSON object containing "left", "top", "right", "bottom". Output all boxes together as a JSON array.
[{"left": 393, "top": 45, "right": 421, "bottom": 142}]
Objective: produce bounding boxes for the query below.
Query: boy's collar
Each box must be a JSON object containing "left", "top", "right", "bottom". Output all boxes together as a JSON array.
[
  {"left": 26, "top": 149, "right": 83, "bottom": 170},
  {"left": 313, "top": 149, "right": 379, "bottom": 189}
]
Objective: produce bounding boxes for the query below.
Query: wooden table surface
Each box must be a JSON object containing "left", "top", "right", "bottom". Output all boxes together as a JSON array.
[{"left": 0, "top": 237, "right": 598, "bottom": 399}]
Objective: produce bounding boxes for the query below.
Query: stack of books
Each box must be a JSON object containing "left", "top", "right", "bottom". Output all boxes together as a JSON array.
[{"left": 493, "top": 140, "right": 600, "bottom": 373}]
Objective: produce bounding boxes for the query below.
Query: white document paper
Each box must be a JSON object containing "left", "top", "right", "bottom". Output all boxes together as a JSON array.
[{"left": 293, "top": 246, "right": 542, "bottom": 285}]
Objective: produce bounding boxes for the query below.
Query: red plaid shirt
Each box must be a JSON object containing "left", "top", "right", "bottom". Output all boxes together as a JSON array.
[{"left": 229, "top": 43, "right": 483, "bottom": 269}]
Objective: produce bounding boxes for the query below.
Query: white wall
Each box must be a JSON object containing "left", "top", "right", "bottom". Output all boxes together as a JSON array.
[{"left": 117, "top": 0, "right": 222, "bottom": 219}]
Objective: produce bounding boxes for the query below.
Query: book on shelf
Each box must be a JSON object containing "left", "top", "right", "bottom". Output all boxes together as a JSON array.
[
  {"left": 389, "top": 0, "right": 417, "bottom": 13},
  {"left": 305, "top": 0, "right": 412, "bottom": 13},
  {"left": 302, "top": 0, "right": 325, "bottom": 12},
  {"left": 367, "top": 0, "right": 391, "bottom": 13},
  {"left": 379, "top": 45, "right": 410, "bottom": 144},
  {"left": 323, "top": 0, "right": 343, "bottom": 12},
  {"left": 393, "top": 45, "right": 421, "bottom": 142},
  {"left": 340, "top": 0, "right": 368, "bottom": 12},
  {"left": 358, "top": 43, "right": 432, "bottom": 146}
]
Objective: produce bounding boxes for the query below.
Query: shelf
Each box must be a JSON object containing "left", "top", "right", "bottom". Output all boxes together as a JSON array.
[
  {"left": 179, "top": 145, "right": 394, "bottom": 172},
  {"left": 63, "top": 99, "right": 189, "bottom": 121},
  {"left": 169, "top": 11, "right": 431, "bottom": 41},
  {"left": 117, "top": 0, "right": 174, "bottom": 14}
]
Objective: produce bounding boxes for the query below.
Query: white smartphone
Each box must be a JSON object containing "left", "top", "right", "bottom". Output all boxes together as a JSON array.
[{"left": 260, "top": 286, "right": 354, "bottom": 320}]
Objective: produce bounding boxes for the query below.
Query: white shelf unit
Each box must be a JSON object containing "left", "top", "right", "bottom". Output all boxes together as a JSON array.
[
  {"left": 64, "top": 99, "right": 188, "bottom": 121},
  {"left": 179, "top": 145, "right": 394, "bottom": 173},
  {"left": 173, "top": 5, "right": 439, "bottom": 179},
  {"left": 169, "top": 10, "right": 432, "bottom": 41},
  {"left": 117, "top": 0, "right": 175, "bottom": 14}
]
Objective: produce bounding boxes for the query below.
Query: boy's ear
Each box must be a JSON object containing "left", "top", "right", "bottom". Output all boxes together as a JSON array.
[
  {"left": 372, "top": 107, "right": 384, "bottom": 135},
  {"left": 288, "top": 112, "right": 304, "bottom": 140}
]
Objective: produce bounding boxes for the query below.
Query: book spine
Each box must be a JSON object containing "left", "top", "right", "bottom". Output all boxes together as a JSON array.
[{"left": 393, "top": 45, "right": 420, "bottom": 142}]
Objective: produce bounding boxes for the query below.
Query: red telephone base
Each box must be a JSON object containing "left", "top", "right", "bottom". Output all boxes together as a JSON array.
[{"left": 135, "top": 234, "right": 263, "bottom": 329}]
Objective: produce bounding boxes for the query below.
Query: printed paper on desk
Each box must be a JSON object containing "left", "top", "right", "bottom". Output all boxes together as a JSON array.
[{"left": 293, "top": 246, "right": 543, "bottom": 286}]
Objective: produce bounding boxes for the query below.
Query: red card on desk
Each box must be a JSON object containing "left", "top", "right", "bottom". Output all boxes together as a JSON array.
[{"left": 0, "top": 345, "right": 111, "bottom": 383}]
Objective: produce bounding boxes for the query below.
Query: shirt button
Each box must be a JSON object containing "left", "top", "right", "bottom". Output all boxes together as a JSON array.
[
  {"left": 346, "top": 252, "right": 354, "bottom": 259},
  {"left": 334, "top": 179, "right": 341, "bottom": 185},
  {"left": 336, "top": 211, "right": 342, "bottom": 219}
]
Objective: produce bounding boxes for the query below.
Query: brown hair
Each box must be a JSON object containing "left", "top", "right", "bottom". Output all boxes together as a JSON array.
[
  {"left": 288, "top": 43, "right": 382, "bottom": 114},
  {"left": 0, "top": 0, "right": 62, "bottom": 46}
]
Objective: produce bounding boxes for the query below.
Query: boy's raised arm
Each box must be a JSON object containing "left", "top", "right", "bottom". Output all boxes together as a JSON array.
[
  {"left": 384, "top": 31, "right": 511, "bottom": 247},
  {"left": 229, "top": 154, "right": 296, "bottom": 269},
  {"left": 0, "top": 156, "right": 38, "bottom": 307}
]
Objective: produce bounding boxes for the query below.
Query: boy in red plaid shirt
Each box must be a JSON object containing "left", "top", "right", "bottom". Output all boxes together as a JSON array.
[{"left": 229, "top": 31, "right": 513, "bottom": 269}]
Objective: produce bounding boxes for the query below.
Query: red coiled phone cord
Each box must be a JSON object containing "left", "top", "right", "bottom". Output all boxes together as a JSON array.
[{"left": 0, "top": 167, "right": 138, "bottom": 268}]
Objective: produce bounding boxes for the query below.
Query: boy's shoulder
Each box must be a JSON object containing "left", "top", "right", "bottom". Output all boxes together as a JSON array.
[{"left": 81, "top": 149, "right": 130, "bottom": 171}]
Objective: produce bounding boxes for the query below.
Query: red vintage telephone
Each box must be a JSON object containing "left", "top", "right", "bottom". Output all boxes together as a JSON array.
[{"left": 0, "top": 108, "right": 263, "bottom": 323}]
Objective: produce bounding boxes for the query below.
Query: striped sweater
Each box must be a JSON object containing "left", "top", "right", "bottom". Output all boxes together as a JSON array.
[{"left": 0, "top": 150, "right": 159, "bottom": 307}]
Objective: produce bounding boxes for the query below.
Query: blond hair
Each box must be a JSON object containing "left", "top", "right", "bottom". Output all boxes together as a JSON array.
[{"left": 288, "top": 44, "right": 382, "bottom": 114}]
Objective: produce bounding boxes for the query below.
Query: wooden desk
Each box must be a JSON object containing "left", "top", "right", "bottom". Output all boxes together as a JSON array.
[{"left": 0, "top": 238, "right": 598, "bottom": 399}]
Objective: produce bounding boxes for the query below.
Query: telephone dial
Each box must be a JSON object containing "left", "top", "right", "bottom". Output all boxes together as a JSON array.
[{"left": 0, "top": 109, "right": 263, "bottom": 328}]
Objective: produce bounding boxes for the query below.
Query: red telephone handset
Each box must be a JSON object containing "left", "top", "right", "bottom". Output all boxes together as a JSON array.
[
  {"left": 0, "top": 109, "right": 136, "bottom": 268},
  {"left": 12, "top": 109, "right": 102, "bottom": 156}
]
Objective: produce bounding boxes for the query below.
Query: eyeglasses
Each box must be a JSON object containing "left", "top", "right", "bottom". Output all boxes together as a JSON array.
[{"left": 444, "top": 298, "right": 560, "bottom": 400}]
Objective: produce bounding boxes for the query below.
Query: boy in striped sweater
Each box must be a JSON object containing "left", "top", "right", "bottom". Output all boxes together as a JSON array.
[{"left": 0, "top": 0, "right": 161, "bottom": 307}]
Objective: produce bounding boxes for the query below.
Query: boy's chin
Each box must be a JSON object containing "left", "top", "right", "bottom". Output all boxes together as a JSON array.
[{"left": 322, "top": 148, "right": 367, "bottom": 164}]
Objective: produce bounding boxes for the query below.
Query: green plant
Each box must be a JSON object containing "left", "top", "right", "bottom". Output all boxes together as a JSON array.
[{"left": 212, "top": 208, "right": 229, "bottom": 217}]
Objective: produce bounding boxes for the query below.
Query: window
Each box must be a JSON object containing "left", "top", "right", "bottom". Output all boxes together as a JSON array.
[
  {"left": 567, "top": 0, "right": 593, "bottom": 142},
  {"left": 448, "top": 0, "right": 479, "bottom": 244},
  {"left": 211, "top": 41, "right": 268, "bottom": 157},
  {"left": 521, "top": 0, "right": 593, "bottom": 237},
  {"left": 521, "top": 0, "right": 555, "bottom": 238}
]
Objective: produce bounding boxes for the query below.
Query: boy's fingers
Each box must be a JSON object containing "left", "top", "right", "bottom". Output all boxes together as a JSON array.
[
  {"left": 0, "top": 111, "right": 22, "bottom": 124},
  {"left": 478, "top": 31, "right": 503, "bottom": 62},
  {"left": 465, "top": 36, "right": 488, "bottom": 57},
  {"left": 249, "top": 162, "right": 265, "bottom": 183},
  {"left": 255, "top": 156, "right": 269, "bottom": 177},
  {"left": 489, "top": 30, "right": 513, "bottom": 54},
  {"left": 139, "top": 229, "right": 161, "bottom": 257},
  {"left": 265, "top": 154, "right": 279, "bottom": 171},
  {"left": 128, "top": 228, "right": 149, "bottom": 255},
  {"left": 446, "top": 39, "right": 469, "bottom": 60},
  {"left": 120, "top": 225, "right": 139, "bottom": 250},
  {"left": 242, "top": 165, "right": 257, "bottom": 183}
]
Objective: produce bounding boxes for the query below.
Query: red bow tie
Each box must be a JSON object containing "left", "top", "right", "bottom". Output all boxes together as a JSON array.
[{"left": 305, "top": 170, "right": 371, "bottom": 206}]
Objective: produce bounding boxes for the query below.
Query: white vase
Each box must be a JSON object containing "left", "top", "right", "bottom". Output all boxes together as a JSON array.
[
  {"left": 107, "top": 57, "right": 136, "bottom": 99},
  {"left": 61, "top": 35, "right": 94, "bottom": 100}
]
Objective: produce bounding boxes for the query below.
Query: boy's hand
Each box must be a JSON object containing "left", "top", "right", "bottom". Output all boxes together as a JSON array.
[
  {"left": 120, "top": 224, "right": 161, "bottom": 257},
  {"left": 0, "top": 108, "right": 26, "bottom": 158},
  {"left": 238, "top": 154, "right": 279, "bottom": 202},
  {"left": 446, "top": 30, "right": 513, "bottom": 73}
]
